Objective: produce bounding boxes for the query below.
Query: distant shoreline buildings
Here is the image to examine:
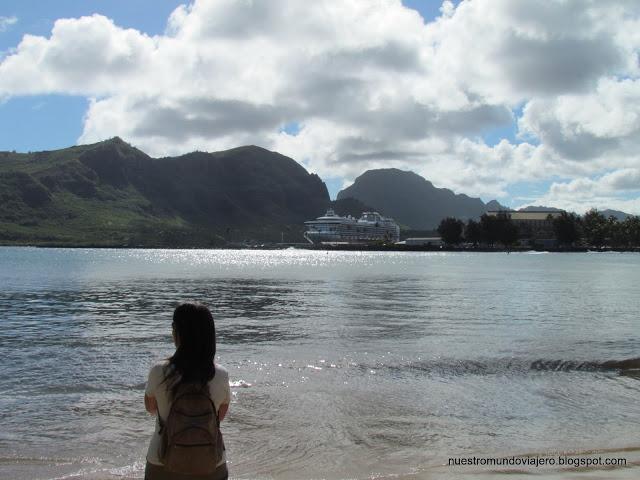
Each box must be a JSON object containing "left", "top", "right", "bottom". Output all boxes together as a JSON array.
[{"left": 487, "top": 210, "right": 563, "bottom": 248}]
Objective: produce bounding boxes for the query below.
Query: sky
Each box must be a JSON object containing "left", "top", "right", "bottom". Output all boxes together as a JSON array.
[{"left": 0, "top": 0, "right": 639, "bottom": 213}]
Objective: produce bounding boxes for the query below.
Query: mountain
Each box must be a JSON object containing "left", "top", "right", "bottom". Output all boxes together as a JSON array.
[
  {"left": 0, "top": 138, "right": 329, "bottom": 246},
  {"left": 600, "top": 209, "right": 632, "bottom": 221},
  {"left": 485, "top": 200, "right": 508, "bottom": 211},
  {"left": 329, "top": 197, "right": 376, "bottom": 218},
  {"left": 519, "top": 205, "right": 564, "bottom": 212},
  {"left": 336, "top": 168, "right": 502, "bottom": 229},
  {"left": 518, "top": 206, "right": 633, "bottom": 220}
]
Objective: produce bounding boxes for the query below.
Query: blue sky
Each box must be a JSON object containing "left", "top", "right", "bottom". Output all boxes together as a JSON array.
[
  {"left": 0, "top": 1, "right": 638, "bottom": 213},
  {"left": 0, "top": 0, "right": 181, "bottom": 152}
]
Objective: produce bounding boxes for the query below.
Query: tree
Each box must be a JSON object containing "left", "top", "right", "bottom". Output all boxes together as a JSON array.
[
  {"left": 437, "top": 217, "right": 464, "bottom": 245},
  {"left": 552, "top": 211, "right": 581, "bottom": 246},
  {"left": 479, "top": 213, "right": 500, "bottom": 247},
  {"left": 623, "top": 216, "right": 640, "bottom": 247},
  {"left": 480, "top": 212, "right": 517, "bottom": 247},
  {"left": 582, "top": 209, "right": 608, "bottom": 248},
  {"left": 465, "top": 219, "right": 482, "bottom": 247},
  {"left": 496, "top": 213, "right": 519, "bottom": 247},
  {"left": 608, "top": 216, "right": 627, "bottom": 247}
]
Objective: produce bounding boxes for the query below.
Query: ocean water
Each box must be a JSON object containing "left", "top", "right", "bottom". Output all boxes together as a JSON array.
[{"left": 0, "top": 247, "right": 639, "bottom": 480}]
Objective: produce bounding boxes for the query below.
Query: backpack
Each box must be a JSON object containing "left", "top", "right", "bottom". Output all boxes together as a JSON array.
[{"left": 158, "top": 382, "right": 224, "bottom": 475}]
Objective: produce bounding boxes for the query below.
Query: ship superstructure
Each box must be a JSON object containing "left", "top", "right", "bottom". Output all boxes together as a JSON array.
[{"left": 304, "top": 209, "right": 400, "bottom": 244}]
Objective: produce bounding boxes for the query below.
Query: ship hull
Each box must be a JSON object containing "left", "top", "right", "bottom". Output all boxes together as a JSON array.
[
  {"left": 304, "top": 224, "right": 399, "bottom": 245},
  {"left": 304, "top": 232, "right": 394, "bottom": 245}
]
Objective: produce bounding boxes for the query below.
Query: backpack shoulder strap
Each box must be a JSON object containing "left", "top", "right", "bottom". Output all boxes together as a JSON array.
[{"left": 170, "top": 383, "right": 219, "bottom": 421}]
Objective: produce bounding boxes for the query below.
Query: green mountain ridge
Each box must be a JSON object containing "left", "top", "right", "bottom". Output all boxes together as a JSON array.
[
  {"left": 337, "top": 168, "right": 506, "bottom": 229},
  {"left": 0, "top": 138, "right": 329, "bottom": 247}
]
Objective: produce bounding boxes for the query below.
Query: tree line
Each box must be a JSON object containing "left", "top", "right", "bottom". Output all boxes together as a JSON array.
[{"left": 436, "top": 210, "right": 640, "bottom": 248}]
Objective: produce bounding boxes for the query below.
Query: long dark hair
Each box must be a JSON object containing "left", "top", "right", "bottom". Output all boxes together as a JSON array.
[{"left": 164, "top": 303, "right": 216, "bottom": 395}]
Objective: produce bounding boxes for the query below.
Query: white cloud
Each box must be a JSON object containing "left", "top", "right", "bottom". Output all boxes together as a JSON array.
[
  {"left": 519, "top": 78, "right": 640, "bottom": 163},
  {"left": 600, "top": 168, "right": 640, "bottom": 191},
  {"left": 0, "top": 0, "right": 639, "bottom": 211},
  {"left": 0, "top": 16, "right": 17, "bottom": 33},
  {"left": 0, "top": 15, "right": 156, "bottom": 96},
  {"left": 528, "top": 170, "right": 640, "bottom": 214}
]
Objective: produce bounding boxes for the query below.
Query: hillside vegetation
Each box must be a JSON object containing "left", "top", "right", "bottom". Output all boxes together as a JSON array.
[{"left": 0, "top": 138, "right": 329, "bottom": 247}]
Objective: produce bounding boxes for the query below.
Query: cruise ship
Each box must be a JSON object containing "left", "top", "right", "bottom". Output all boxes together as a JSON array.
[{"left": 304, "top": 209, "right": 400, "bottom": 244}]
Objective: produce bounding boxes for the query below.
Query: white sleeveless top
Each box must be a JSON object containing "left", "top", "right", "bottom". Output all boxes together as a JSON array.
[{"left": 145, "top": 362, "right": 231, "bottom": 466}]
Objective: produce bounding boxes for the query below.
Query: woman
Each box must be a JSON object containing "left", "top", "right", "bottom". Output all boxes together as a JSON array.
[{"left": 144, "top": 303, "right": 231, "bottom": 480}]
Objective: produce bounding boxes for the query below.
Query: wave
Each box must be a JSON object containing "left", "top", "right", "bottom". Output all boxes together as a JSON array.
[
  {"left": 530, "top": 358, "right": 640, "bottom": 372},
  {"left": 360, "top": 357, "right": 640, "bottom": 377},
  {"left": 229, "top": 379, "right": 252, "bottom": 388},
  {"left": 0, "top": 455, "right": 83, "bottom": 466}
]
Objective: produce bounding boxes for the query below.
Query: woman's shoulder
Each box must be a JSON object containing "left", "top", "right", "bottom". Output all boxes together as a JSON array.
[
  {"left": 148, "top": 361, "right": 171, "bottom": 379},
  {"left": 149, "top": 360, "right": 170, "bottom": 371},
  {"left": 214, "top": 363, "right": 229, "bottom": 380},
  {"left": 210, "top": 364, "right": 230, "bottom": 403},
  {"left": 146, "top": 361, "right": 172, "bottom": 394}
]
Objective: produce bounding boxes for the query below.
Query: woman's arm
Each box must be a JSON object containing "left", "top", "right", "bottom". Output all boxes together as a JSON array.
[
  {"left": 145, "top": 394, "right": 158, "bottom": 415},
  {"left": 218, "top": 403, "right": 229, "bottom": 422}
]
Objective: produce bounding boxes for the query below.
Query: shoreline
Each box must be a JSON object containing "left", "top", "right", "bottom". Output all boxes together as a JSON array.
[
  {"left": 1, "top": 242, "right": 639, "bottom": 253},
  {"left": 5, "top": 445, "right": 639, "bottom": 480}
]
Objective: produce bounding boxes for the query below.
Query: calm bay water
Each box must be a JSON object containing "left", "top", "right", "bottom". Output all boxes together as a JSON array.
[{"left": 0, "top": 247, "right": 639, "bottom": 479}]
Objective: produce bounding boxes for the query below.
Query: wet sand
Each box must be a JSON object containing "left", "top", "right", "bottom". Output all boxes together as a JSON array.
[{"left": 4, "top": 446, "right": 639, "bottom": 480}]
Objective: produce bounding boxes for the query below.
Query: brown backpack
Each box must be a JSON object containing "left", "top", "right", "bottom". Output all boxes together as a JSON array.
[{"left": 158, "top": 382, "right": 224, "bottom": 474}]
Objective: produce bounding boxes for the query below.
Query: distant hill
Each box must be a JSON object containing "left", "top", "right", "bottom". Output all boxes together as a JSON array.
[
  {"left": 518, "top": 206, "right": 633, "bottom": 220},
  {"left": 329, "top": 197, "right": 376, "bottom": 218},
  {"left": 486, "top": 200, "right": 508, "bottom": 211},
  {"left": 0, "top": 138, "right": 329, "bottom": 246},
  {"left": 519, "top": 205, "right": 564, "bottom": 212},
  {"left": 336, "top": 168, "right": 504, "bottom": 229},
  {"left": 600, "top": 209, "right": 632, "bottom": 221}
]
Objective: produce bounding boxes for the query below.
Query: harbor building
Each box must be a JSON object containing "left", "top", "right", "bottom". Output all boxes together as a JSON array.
[{"left": 487, "top": 210, "right": 564, "bottom": 246}]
